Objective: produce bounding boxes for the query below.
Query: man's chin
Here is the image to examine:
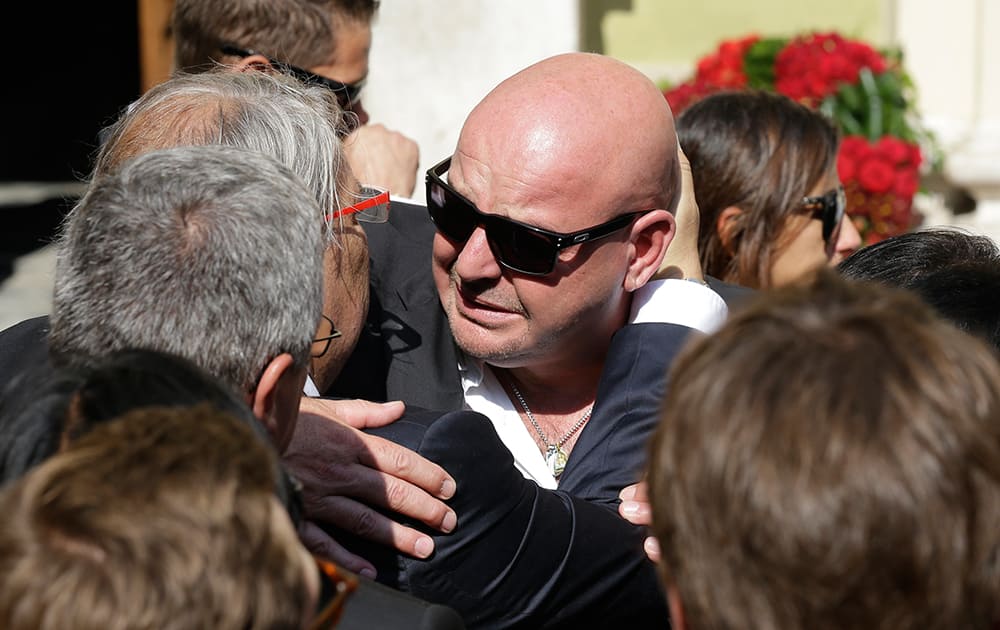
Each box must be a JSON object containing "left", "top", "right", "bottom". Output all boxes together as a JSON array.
[{"left": 448, "top": 315, "right": 526, "bottom": 364}]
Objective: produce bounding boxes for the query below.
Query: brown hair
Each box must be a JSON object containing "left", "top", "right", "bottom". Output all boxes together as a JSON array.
[
  {"left": 648, "top": 270, "right": 1000, "bottom": 630},
  {"left": 0, "top": 404, "right": 311, "bottom": 630},
  {"left": 677, "top": 90, "right": 839, "bottom": 288},
  {"left": 173, "top": 0, "right": 380, "bottom": 73}
]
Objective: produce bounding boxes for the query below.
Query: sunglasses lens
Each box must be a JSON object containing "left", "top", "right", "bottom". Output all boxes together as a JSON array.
[
  {"left": 489, "top": 221, "right": 557, "bottom": 275},
  {"left": 428, "top": 182, "right": 477, "bottom": 242},
  {"left": 825, "top": 187, "right": 846, "bottom": 243}
]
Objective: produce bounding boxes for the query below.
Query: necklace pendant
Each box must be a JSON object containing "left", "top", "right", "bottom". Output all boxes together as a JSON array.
[{"left": 545, "top": 445, "right": 568, "bottom": 478}]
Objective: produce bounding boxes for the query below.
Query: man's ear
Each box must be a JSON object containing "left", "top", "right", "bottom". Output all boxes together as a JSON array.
[
  {"left": 716, "top": 206, "right": 743, "bottom": 255},
  {"left": 624, "top": 209, "right": 676, "bottom": 292},
  {"left": 251, "top": 353, "right": 307, "bottom": 454},
  {"left": 232, "top": 54, "right": 274, "bottom": 74}
]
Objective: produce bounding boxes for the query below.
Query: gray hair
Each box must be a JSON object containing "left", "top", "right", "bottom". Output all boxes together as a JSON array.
[
  {"left": 50, "top": 145, "right": 324, "bottom": 393},
  {"left": 94, "top": 68, "right": 351, "bottom": 240}
]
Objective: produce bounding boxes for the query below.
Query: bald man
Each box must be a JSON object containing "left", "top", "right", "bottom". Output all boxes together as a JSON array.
[{"left": 423, "top": 52, "right": 725, "bottom": 494}]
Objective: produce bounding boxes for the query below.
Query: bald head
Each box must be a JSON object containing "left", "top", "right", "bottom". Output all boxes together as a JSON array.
[{"left": 456, "top": 52, "right": 680, "bottom": 221}]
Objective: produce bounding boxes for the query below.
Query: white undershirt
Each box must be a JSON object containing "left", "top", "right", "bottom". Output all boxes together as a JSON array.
[{"left": 460, "top": 278, "right": 728, "bottom": 488}]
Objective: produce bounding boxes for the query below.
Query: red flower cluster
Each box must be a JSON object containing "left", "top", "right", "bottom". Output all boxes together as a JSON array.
[
  {"left": 664, "top": 35, "right": 758, "bottom": 112},
  {"left": 773, "top": 32, "right": 887, "bottom": 105},
  {"left": 837, "top": 135, "right": 923, "bottom": 243},
  {"left": 663, "top": 30, "right": 929, "bottom": 243}
]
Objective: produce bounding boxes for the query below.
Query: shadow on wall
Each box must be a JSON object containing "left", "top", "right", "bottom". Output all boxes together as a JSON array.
[{"left": 580, "top": 0, "right": 634, "bottom": 53}]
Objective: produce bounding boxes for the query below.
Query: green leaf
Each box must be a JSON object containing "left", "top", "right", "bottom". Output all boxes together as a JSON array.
[
  {"left": 834, "top": 102, "right": 865, "bottom": 136},
  {"left": 744, "top": 38, "right": 784, "bottom": 89},
  {"left": 819, "top": 97, "right": 836, "bottom": 119},
  {"left": 858, "top": 67, "right": 883, "bottom": 140},
  {"left": 883, "top": 105, "right": 903, "bottom": 138},
  {"left": 838, "top": 83, "right": 863, "bottom": 111},
  {"left": 874, "top": 71, "right": 902, "bottom": 101}
]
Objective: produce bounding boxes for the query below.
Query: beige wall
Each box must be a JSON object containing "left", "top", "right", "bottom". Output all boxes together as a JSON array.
[{"left": 595, "top": 0, "right": 891, "bottom": 83}]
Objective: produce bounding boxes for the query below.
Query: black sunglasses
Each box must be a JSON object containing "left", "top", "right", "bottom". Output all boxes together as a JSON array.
[
  {"left": 800, "top": 185, "right": 846, "bottom": 245},
  {"left": 426, "top": 157, "right": 648, "bottom": 276},
  {"left": 220, "top": 45, "right": 365, "bottom": 111}
]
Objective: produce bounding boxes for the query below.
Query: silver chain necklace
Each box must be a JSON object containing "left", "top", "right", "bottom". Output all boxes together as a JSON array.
[{"left": 507, "top": 379, "right": 593, "bottom": 478}]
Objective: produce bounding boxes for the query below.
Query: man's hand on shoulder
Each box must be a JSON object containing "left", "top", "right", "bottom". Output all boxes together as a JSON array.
[
  {"left": 619, "top": 480, "right": 661, "bottom": 563},
  {"left": 344, "top": 124, "right": 419, "bottom": 198},
  {"left": 284, "top": 397, "right": 457, "bottom": 577}
]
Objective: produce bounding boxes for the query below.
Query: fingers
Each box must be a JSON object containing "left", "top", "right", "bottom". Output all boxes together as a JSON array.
[
  {"left": 618, "top": 481, "right": 652, "bottom": 526},
  {"left": 285, "top": 407, "right": 457, "bottom": 540},
  {"left": 306, "top": 495, "right": 440, "bottom": 560},
  {"left": 299, "top": 519, "right": 378, "bottom": 578},
  {"left": 356, "top": 431, "right": 457, "bottom": 501},
  {"left": 299, "top": 397, "right": 406, "bottom": 430},
  {"left": 344, "top": 124, "right": 419, "bottom": 197},
  {"left": 643, "top": 536, "right": 662, "bottom": 563}
]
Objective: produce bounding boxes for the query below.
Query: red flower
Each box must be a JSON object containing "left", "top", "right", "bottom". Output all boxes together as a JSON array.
[
  {"left": 857, "top": 156, "right": 896, "bottom": 194},
  {"left": 837, "top": 152, "right": 858, "bottom": 183},
  {"left": 773, "top": 31, "right": 889, "bottom": 105},
  {"left": 839, "top": 135, "right": 870, "bottom": 160},
  {"left": 874, "top": 136, "right": 912, "bottom": 165},
  {"left": 908, "top": 143, "right": 924, "bottom": 169},
  {"left": 892, "top": 168, "right": 920, "bottom": 198}
]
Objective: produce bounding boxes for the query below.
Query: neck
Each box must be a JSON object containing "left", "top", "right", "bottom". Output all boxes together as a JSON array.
[{"left": 491, "top": 358, "right": 604, "bottom": 416}]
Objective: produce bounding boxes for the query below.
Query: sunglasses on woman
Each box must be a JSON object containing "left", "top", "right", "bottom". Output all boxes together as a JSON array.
[
  {"left": 426, "top": 157, "right": 648, "bottom": 276},
  {"left": 800, "top": 185, "right": 846, "bottom": 245}
]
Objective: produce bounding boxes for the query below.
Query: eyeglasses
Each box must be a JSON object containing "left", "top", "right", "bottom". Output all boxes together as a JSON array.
[
  {"left": 326, "top": 186, "right": 390, "bottom": 223},
  {"left": 800, "top": 185, "right": 846, "bottom": 245},
  {"left": 311, "top": 314, "right": 342, "bottom": 358},
  {"left": 426, "top": 157, "right": 648, "bottom": 276},
  {"left": 219, "top": 44, "right": 366, "bottom": 112},
  {"left": 307, "top": 556, "right": 358, "bottom": 630}
]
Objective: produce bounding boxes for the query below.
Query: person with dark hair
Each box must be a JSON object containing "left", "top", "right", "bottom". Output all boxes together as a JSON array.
[
  {"left": 647, "top": 270, "right": 1000, "bottom": 630},
  {"left": 0, "top": 348, "right": 304, "bottom": 525},
  {"left": 678, "top": 90, "right": 861, "bottom": 289},
  {"left": 837, "top": 227, "right": 1000, "bottom": 351},
  {"left": 0, "top": 404, "right": 352, "bottom": 630},
  {"left": 173, "top": 0, "right": 421, "bottom": 197}
]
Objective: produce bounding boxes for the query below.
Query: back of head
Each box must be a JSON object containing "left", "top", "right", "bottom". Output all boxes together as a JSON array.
[
  {"left": 95, "top": 68, "right": 350, "bottom": 236},
  {"left": 50, "top": 144, "right": 324, "bottom": 394},
  {"left": 678, "top": 90, "right": 839, "bottom": 287},
  {"left": 173, "top": 0, "right": 379, "bottom": 72},
  {"left": 838, "top": 228, "right": 1000, "bottom": 350},
  {"left": 0, "top": 404, "right": 311, "bottom": 630},
  {"left": 649, "top": 270, "right": 1000, "bottom": 630}
]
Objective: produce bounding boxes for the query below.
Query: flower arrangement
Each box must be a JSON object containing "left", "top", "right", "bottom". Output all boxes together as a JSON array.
[{"left": 664, "top": 32, "right": 938, "bottom": 244}]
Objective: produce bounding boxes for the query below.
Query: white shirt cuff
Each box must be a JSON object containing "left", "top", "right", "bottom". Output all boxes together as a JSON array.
[{"left": 629, "top": 278, "right": 728, "bottom": 333}]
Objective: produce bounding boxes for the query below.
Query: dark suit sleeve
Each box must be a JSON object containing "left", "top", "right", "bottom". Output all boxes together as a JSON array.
[
  {"left": 558, "top": 323, "right": 698, "bottom": 507},
  {"left": 0, "top": 316, "right": 60, "bottom": 483},
  {"left": 362, "top": 409, "right": 669, "bottom": 629},
  {"left": 338, "top": 574, "right": 466, "bottom": 630},
  {"left": 333, "top": 202, "right": 463, "bottom": 411}
]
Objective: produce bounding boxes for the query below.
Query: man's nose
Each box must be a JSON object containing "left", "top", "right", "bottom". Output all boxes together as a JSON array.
[{"left": 452, "top": 226, "right": 503, "bottom": 281}]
